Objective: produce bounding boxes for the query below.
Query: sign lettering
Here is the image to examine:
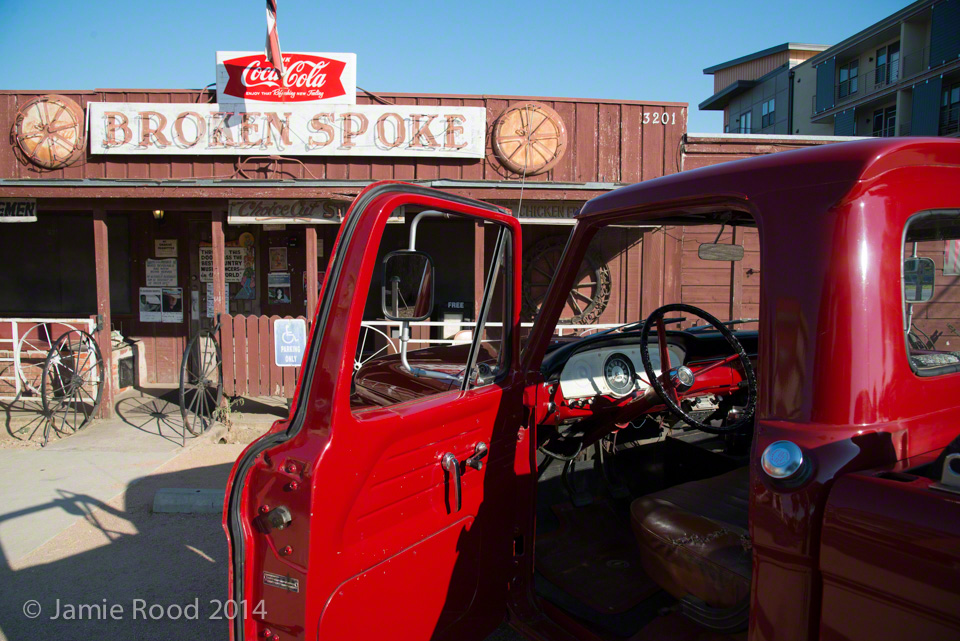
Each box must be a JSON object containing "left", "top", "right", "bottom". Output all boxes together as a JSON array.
[
  {"left": 89, "top": 103, "right": 485, "bottom": 159},
  {"left": 217, "top": 51, "right": 356, "bottom": 104},
  {"left": 200, "top": 246, "right": 251, "bottom": 283},
  {"left": 274, "top": 318, "right": 307, "bottom": 367},
  {"left": 228, "top": 199, "right": 346, "bottom": 224},
  {"left": 0, "top": 199, "right": 37, "bottom": 223}
]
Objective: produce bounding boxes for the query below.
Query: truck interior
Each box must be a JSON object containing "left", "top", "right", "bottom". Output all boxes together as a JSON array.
[
  {"left": 529, "top": 213, "right": 759, "bottom": 641},
  {"left": 347, "top": 204, "right": 764, "bottom": 640}
]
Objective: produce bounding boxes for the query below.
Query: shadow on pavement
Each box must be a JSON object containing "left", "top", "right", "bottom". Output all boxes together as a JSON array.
[
  {"left": 0, "top": 462, "right": 235, "bottom": 641},
  {"left": 114, "top": 389, "right": 190, "bottom": 446}
]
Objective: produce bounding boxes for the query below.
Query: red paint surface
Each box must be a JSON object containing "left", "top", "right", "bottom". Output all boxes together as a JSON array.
[{"left": 226, "top": 138, "right": 960, "bottom": 641}]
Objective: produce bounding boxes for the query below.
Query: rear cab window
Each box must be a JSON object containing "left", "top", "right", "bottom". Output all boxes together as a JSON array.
[{"left": 903, "top": 210, "right": 960, "bottom": 376}]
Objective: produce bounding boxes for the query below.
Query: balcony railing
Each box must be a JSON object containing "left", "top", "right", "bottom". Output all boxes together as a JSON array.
[
  {"left": 942, "top": 105, "right": 960, "bottom": 136},
  {"left": 813, "top": 47, "right": 938, "bottom": 114}
]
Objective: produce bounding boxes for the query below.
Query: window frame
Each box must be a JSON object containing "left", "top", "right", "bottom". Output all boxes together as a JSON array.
[
  {"left": 941, "top": 81, "right": 960, "bottom": 136},
  {"left": 351, "top": 210, "right": 515, "bottom": 410},
  {"left": 839, "top": 59, "right": 859, "bottom": 98},
  {"left": 761, "top": 98, "right": 775, "bottom": 129},
  {"left": 463, "top": 224, "right": 513, "bottom": 391},
  {"left": 872, "top": 106, "right": 897, "bottom": 138}
]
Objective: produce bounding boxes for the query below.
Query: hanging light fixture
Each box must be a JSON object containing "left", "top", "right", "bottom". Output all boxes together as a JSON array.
[{"left": 152, "top": 209, "right": 164, "bottom": 221}]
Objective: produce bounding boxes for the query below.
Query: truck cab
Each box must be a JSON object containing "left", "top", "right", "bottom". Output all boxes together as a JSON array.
[{"left": 224, "top": 138, "right": 960, "bottom": 641}]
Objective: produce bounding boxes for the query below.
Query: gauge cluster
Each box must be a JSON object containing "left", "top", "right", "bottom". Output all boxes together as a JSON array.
[{"left": 558, "top": 344, "right": 686, "bottom": 400}]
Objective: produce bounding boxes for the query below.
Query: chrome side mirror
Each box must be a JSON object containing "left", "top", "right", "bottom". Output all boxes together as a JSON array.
[
  {"left": 904, "top": 256, "right": 935, "bottom": 303},
  {"left": 381, "top": 250, "right": 434, "bottom": 322}
]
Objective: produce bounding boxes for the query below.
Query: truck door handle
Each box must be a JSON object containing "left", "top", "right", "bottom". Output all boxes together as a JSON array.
[
  {"left": 441, "top": 453, "right": 461, "bottom": 512},
  {"left": 466, "top": 442, "right": 488, "bottom": 470}
]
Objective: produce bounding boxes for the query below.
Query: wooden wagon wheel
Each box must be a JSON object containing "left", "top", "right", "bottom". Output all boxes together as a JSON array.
[
  {"left": 40, "top": 330, "right": 104, "bottom": 445},
  {"left": 522, "top": 237, "right": 611, "bottom": 325},
  {"left": 14, "top": 95, "right": 85, "bottom": 170},
  {"left": 492, "top": 102, "right": 567, "bottom": 176},
  {"left": 179, "top": 330, "right": 224, "bottom": 436},
  {"left": 355, "top": 323, "right": 397, "bottom": 371}
]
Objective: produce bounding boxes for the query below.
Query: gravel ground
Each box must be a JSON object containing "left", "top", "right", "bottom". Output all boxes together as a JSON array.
[{"left": 0, "top": 442, "right": 525, "bottom": 641}]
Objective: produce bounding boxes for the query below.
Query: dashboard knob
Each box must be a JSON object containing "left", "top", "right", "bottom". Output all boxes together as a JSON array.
[{"left": 761, "top": 441, "right": 805, "bottom": 480}]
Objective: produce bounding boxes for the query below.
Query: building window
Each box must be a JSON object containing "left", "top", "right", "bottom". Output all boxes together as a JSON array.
[
  {"left": 873, "top": 106, "right": 896, "bottom": 137},
  {"left": 876, "top": 42, "right": 901, "bottom": 87},
  {"left": 739, "top": 110, "right": 752, "bottom": 133},
  {"left": 761, "top": 99, "right": 776, "bottom": 129},
  {"left": 839, "top": 59, "right": 859, "bottom": 98},
  {"left": 942, "top": 81, "right": 960, "bottom": 136}
]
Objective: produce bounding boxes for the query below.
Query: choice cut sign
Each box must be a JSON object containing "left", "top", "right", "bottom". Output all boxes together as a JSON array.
[
  {"left": 87, "top": 103, "right": 486, "bottom": 159},
  {"left": 216, "top": 51, "right": 356, "bottom": 104}
]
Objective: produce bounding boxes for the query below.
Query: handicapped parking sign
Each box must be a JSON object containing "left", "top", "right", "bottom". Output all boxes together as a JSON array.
[{"left": 274, "top": 318, "right": 307, "bottom": 367}]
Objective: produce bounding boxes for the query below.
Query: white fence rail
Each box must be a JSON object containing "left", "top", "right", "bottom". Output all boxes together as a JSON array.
[
  {"left": 0, "top": 317, "right": 97, "bottom": 402},
  {"left": 358, "top": 320, "right": 620, "bottom": 348}
]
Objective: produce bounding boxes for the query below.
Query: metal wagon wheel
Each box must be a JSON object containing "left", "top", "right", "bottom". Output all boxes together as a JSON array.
[
  {"left": 355, "top": 323, "right": 398, "bottom": 371},
  {"left": 179, "top": 330, "right": 224, "bottom": 436},
  {"left": 15, "top": 322, "right": 79, "bottom": 402},
  {"left": 40, "top": 329, "right": 104, "bottom": 445},
  {"left": 522, "top": 237, "right": 611, "bottom": 324}
]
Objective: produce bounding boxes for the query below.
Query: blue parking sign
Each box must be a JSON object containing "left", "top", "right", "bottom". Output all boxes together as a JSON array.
[{"left": 274, "top": 318, "right": 307, "bottom": 367}]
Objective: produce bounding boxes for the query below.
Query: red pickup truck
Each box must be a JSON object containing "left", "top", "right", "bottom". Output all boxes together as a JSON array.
[{"left": 224, "top": 138, "right": 960, "bottom": 641}]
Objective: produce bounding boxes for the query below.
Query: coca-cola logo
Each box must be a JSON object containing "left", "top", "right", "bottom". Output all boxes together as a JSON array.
[{"left": 222, "top": 53, "right": 347, "bottom": 102}]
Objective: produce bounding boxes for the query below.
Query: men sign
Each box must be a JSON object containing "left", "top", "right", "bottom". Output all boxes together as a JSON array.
[
  {"left": 0, "top": 199, "right": 37, "bottom": 223},
  {"left": 274, "top": 318, "right": 307, "bottom": 367}
]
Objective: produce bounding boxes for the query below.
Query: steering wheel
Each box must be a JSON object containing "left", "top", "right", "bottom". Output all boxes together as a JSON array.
[{"left": 639, "top": 303, "right": 757, "bottom": 433}]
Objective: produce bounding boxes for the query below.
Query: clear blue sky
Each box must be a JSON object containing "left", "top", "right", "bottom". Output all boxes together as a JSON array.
[{"left": 1, "top": 0, "right": 908, "bottom": 133}]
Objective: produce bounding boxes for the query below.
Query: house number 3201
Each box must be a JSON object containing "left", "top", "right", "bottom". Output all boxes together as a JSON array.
[{"left": 642, "top": 112, "right": 676, "bottom": 125}]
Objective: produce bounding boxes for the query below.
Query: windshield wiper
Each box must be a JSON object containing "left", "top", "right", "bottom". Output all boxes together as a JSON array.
[
  {"left": 686, "top": 318, "right": 759, "bottom": 334},
  {"left": 593, "top": 316, "right": 687, "bottom": 337}
]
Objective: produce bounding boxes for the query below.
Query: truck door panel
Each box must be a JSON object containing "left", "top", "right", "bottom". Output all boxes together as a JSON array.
[{"left": 819, "top": 461, "right": 960, "bottom": 640}]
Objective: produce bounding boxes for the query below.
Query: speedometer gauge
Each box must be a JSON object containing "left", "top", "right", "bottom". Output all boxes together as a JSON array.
[{"left": 604, "top": 353, "right": 636, "bottom": 397}]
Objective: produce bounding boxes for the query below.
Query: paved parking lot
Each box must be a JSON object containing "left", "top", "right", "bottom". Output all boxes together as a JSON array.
[
  {"left": 0, "top": 423, "right": 523, "bottom": 641},
  {"left": 0, "top": 443, "right": 243, "bottom": 641}
]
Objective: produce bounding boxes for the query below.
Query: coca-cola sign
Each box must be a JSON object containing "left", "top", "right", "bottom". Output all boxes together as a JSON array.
[{"left": 216, "top": 51, "right": 356, "bottom": 104}]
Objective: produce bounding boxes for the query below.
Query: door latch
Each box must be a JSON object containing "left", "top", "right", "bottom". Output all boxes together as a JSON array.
[
  {"left": 466, "top": 442, "right": 488, "bottom": 470},
  {"left": 441, "top": 453, "right": 461, "bottom": 512},
  {"left": 254, "top": 505, "right": 292, "bottom": 533}
]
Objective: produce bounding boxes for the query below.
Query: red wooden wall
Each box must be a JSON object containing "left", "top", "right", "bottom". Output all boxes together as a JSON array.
[{"left": 0, "top": 90, "right": 686, "bottom": 186}]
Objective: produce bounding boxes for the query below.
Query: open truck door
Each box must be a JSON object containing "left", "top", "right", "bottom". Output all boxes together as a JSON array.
[{"left": 224, "top": 183, "right": 527, "bottom": 641}]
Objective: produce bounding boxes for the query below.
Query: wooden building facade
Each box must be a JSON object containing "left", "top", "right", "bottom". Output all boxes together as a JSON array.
[{"left": 0, "top": 88, "right": 835, "bottom": 415}]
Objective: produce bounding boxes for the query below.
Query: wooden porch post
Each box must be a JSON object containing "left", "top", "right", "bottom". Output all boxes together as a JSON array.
[
  {"left": 212, "top": 209, "right": 227, "bottom": 320},
  {"left": 93, "top": 208, "right": 114, "bottom": 418},
  {"left": 306, "top": 226, "right": 318, "bottom": 323}
]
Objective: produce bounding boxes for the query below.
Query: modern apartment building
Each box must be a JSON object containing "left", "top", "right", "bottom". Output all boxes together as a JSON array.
[
  {"left": 798, "top": 0, "right": 960, "bottom": 137},
  {"left": 700, "top": 43, "right": 829, "bottom": 134},
  {"left": 700, "top": 0, "right": 960, "bottom": 138}
]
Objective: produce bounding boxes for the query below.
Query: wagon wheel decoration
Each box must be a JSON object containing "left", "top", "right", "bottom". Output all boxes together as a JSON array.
[
  {"left": 179, "top": 330, "right": 224, "bottom": 436},
  {"left": 40, "top": 329, "right": 104, "bottom": 445},
  {"left": 355, "top": 323, "right": 398, "bottom": 371},
  {"left": 522, "top": 237, "right": 611, "bottom": 325},
  {"left": 492, "top": 102, "right": 568, "bottom": 176},
  {"left": 15, "top": 322, "right": 80, "bottom": 402},
  {"left": 14, "top": 95, "right": 85, "bottom": 170}
]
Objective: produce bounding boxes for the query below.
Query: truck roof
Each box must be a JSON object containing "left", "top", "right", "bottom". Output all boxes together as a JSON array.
[{"left": 578, "top": 138, "right": 960, "bottom": 227}]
